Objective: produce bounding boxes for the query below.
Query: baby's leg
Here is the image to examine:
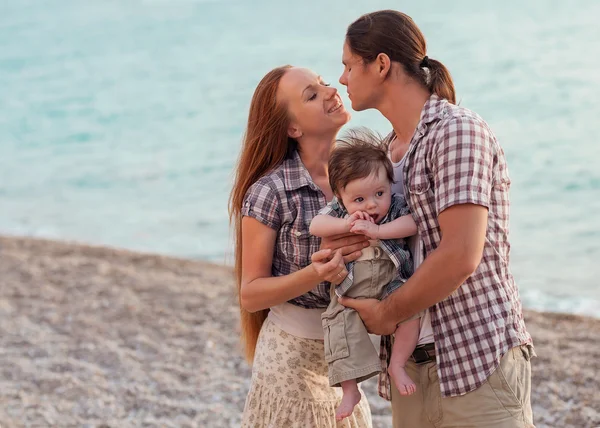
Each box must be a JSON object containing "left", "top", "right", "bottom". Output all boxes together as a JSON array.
[
  {"left": 336, "top": 379, "right": 361, "bottom": 421},
  {"left": 389, "top": 318, "right": 420, "bottom": 395}
]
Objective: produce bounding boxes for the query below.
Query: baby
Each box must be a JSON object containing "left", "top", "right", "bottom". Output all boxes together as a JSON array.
[{"left": 310, "top": 130, "right": 421, "bottom": 421}]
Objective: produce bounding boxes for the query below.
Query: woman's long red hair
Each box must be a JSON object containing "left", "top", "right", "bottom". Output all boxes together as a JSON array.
[{"left": 229, "top": 66, "right": 293, "bottom": 362}]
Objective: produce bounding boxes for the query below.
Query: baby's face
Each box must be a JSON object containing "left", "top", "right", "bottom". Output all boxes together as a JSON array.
[{"left": 339, "top": 165, "right": 392, "bottom": 224}]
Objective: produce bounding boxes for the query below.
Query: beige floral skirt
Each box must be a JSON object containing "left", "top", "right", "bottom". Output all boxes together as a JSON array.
[{"left": 241, "top": 318, "right": 373, "bottom": 428}]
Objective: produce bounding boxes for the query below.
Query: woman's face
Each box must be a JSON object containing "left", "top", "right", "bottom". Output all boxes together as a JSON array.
[
  {"left": 277, "top": 67, "right": 350, "bottom": 139},
  {"left": 339, "top": 41, "right": 381, "bottom": 111}
]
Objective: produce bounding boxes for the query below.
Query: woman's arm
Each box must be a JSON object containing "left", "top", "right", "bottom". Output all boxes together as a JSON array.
[{"left": 240, "top": 216, "right": 347, "bottom": 313}]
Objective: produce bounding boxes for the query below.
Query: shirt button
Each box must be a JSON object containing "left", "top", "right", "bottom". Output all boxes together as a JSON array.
[{"left": 294, "top": 231, "right": 302, "bottom": 237}]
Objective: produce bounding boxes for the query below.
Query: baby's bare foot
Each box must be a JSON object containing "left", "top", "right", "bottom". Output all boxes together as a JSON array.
[
  {"left": 335, "top": 388, "right": 361, "bottom": 421},
  {"left": 389, "top": 364, "right": 416, "bottom": 396}
]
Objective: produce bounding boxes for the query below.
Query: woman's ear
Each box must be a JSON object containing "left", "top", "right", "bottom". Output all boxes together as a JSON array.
[{"left": 287, "top": 124, "right": 302, "bottom": 139}]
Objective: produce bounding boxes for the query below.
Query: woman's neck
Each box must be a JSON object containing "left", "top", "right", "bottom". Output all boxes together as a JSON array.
[
  {"left": 297, "top": 135, "right": 333, "bottom": 178},
  {"left": 377, "top": 82, "right": 431, "bottom": 145},
  {"left": 297, "top": 134, "right": 336, "bottom": 199}
]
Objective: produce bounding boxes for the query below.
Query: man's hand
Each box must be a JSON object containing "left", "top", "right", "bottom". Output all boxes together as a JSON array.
[
  {"left": 320, "top": 233, "right": 370, "bottom": 264},
  {"left": 337, "top": 296, "right": 398, "bottom": 335}
]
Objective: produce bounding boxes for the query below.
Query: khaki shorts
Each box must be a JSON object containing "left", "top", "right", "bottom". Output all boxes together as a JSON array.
[
  {"left": 391, "top": 345, "right": 536, "bottom": 427},
  {"left": 321, "top": 251, "right": 396, "bottom": 387}
]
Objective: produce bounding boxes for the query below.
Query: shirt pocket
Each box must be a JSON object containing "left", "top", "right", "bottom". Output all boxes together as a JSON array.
[
  {"left": 407, "top": 164, "right": 434, "bottom": 219},
  {"left": 408, "top": 163, "right": 432, "bottom": 195},
  {"left": 285, "top": 219, "right": 313, "bottom": 269}
]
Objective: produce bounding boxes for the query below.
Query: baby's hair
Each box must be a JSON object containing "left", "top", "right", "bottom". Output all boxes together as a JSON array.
[{"left": 328, "top": 127, "right": 395, "bottom": 196}]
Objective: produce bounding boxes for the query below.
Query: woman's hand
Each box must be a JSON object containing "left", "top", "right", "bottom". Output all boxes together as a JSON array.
[
  {"left": 310, "top": 249, "right": 348, "bottom": 285},
  {"left": 319, "top": 233, "right": 370, "bottom": 264}
]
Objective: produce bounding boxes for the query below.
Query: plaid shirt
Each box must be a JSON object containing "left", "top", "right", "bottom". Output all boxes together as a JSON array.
[
  {"left": 241, "top": 149, "right": 330, "bottom": 308},
  {"left": 317, "top": 194, "right": 413, "bottom": 297},
  {"left": 400, "top": 94, "right": 533, "bottom": 397}
]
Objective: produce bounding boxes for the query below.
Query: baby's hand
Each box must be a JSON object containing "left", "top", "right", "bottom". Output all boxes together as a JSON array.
[
  {"left": 350, "top": 220, "right": 379, "bottom": 239},
  {"left": 346, "top": 211, "right": 372, "bottom": 229}
]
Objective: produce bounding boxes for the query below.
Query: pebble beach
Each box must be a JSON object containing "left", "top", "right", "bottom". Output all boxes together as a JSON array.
[{"left": 0, "top": 235, "right": 598, "bottom": 427}]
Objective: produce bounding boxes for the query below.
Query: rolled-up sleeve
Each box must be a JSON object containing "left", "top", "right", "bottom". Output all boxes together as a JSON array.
[
  {"left": 241, "top": 180, "right": 281, "bottom": 230},
  {"left": 433, "top": 116, "right": 495, "bottom": 214}
]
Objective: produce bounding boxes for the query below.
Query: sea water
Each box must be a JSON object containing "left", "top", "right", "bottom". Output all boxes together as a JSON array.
[{"left": 1, "top": 0, "right": 599, "bottom": 316}]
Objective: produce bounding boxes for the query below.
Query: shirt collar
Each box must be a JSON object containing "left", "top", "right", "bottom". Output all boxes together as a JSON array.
[
  {"left": 387, "top": 94, "right": 448, "bottom": 144},
  {"left": 329, "top": 196, "right": 345, "bottom": 214},
  {"left": 416, "top": 93, "right": 448, "bottom": 135},
  {"left": 380, "top": 196, "right": 399, "bottom": 224},
  {"left": 282, "top": 149, "right": 321, "bottom": 192}
]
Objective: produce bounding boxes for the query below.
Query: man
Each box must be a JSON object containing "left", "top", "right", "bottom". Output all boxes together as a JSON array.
[{"left": 327, "top": 10, "right": 535, "bottom": 427}]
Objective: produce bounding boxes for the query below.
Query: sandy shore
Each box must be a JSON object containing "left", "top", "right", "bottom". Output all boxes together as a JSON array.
[{"left": 0, "top": 235, "right": 598, "bottom": 427}]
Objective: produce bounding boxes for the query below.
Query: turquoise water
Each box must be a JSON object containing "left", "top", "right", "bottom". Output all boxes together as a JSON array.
[{"left": 1, "top": 0, "right": 599, "bottom": 316}]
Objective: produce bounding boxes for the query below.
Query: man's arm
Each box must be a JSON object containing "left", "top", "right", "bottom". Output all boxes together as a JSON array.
[{"left": 339, "top": 203, "right": 488, "bottom": 335}]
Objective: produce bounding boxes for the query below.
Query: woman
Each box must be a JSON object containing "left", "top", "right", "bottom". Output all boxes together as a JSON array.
[
  {"left": 229, "top": 65, "right": 372, "bottom": 427},
  {"left": 337, "top": 10, "right": 534, "bottom": 428}
]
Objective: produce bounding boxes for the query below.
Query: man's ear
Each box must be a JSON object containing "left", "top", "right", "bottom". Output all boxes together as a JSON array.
[
  {"left": 376, "top": 53, "right": 392, "bottom": 80},
  {"left": 287, "top": 124, "right": 302, "bottom": 139}
]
